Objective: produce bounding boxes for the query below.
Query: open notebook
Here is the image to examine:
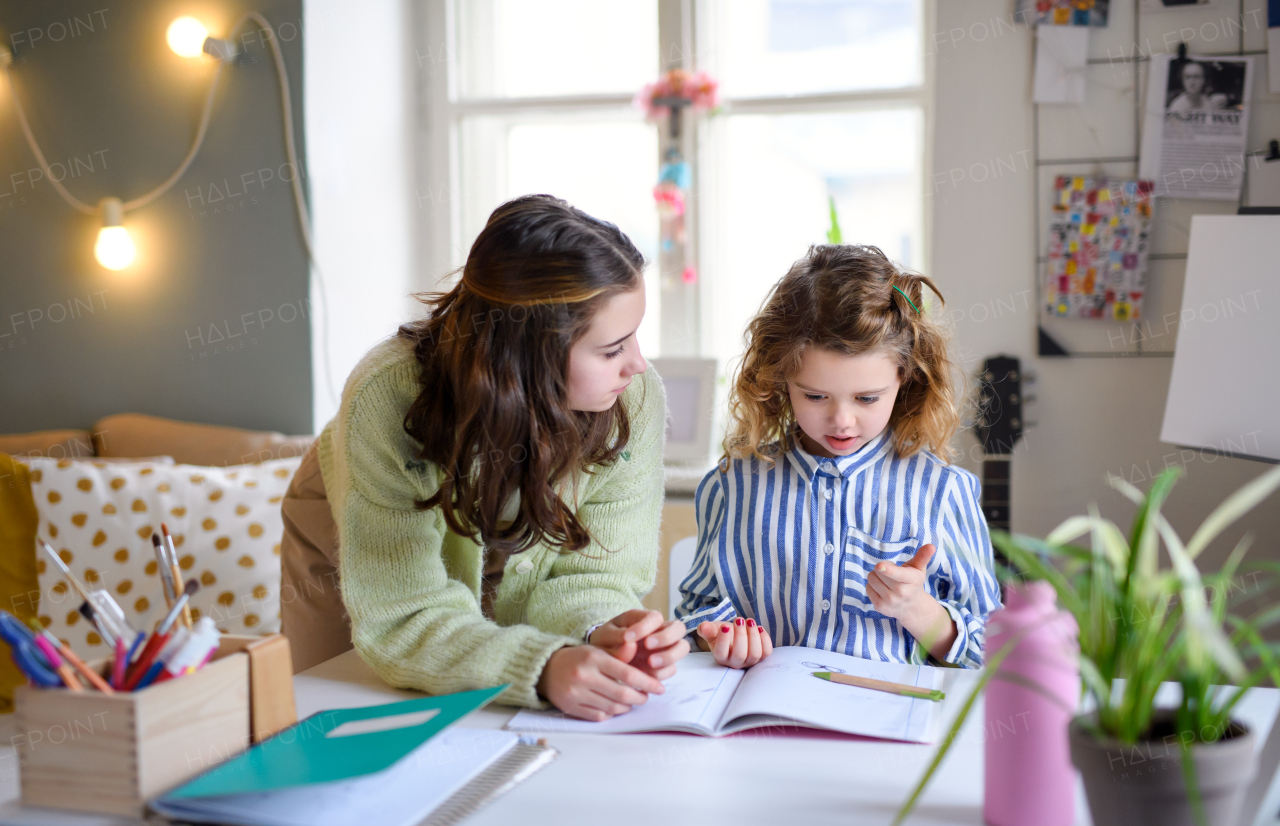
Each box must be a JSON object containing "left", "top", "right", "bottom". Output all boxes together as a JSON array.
[{"left": 508, "top": 646, "right": 949, "bottom": 743}]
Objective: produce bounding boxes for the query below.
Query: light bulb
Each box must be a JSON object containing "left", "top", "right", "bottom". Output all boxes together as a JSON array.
[
  {"left": 95, "top": 197, "right": 136, "bottom": 271},
  {"left": 167, "top": 17, "right": 210, "bottom": 58},
  {"left": 95, "top": 227, "right": 136, "bottom": 270}
]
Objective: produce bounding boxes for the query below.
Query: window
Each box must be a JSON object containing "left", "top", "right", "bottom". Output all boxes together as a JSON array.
[
  {"left": 423, "top": 0, "right": 928, "bottom": 383},
  {"left": 696, "top": 0, "right": 928, "bottom": 383}
]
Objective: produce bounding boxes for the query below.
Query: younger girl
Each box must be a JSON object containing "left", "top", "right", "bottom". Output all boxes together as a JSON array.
[{"left": 676, "top": 244, "right": 1001, "bottom": 669}]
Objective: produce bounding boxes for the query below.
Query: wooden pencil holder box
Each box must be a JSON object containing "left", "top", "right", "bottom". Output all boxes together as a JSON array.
[{"left": 13, "top": 633, "right": 297, "bottom": 816}]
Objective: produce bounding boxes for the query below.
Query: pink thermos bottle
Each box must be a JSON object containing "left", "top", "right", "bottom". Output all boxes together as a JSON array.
[{"left": 983, "top": 580, "right": 1080, "bottom": 826}]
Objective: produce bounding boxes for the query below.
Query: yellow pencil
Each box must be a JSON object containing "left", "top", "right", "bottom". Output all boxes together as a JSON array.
[{"left": 811, "top": 671, "right": 945, "bottom": 702}]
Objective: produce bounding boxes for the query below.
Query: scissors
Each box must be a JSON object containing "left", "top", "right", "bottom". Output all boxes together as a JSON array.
[{"left": 0, "top": 612, "right": 62, "bottom": 688}]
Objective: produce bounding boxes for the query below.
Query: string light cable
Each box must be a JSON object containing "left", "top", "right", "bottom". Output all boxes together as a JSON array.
[{"left": 0, "top": 13, "right": 339, "bottom": 407}]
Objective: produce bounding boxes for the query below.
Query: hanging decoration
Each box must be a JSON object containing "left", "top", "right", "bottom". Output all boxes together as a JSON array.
[{"left": 635, "top": 70, "right": 719, "bottom": 287}]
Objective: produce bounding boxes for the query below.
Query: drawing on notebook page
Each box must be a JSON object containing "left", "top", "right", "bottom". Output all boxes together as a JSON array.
[{"left": 799, "top": 662, "right": 847, "bottom": 674}]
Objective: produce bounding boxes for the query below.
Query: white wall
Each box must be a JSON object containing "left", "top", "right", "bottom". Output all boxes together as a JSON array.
[
  {"left": 304, "top": 0, "right": 420, "bottom": 432},
  {"left": 932, "top": 0, "right": 1280, "bottom": 568}
]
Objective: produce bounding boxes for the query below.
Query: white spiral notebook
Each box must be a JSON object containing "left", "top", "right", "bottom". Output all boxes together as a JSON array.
[{"left": 507, "top": 646, "right": 948, "bottom": 743}]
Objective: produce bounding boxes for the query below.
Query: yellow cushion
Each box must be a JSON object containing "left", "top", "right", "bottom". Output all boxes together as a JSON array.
[{"left": 0, "top": 454, "right": 40, "bottom": 713}]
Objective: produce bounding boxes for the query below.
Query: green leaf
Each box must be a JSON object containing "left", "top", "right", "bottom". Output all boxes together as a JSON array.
[
  {"left": 825, "top": 196, "right": 842, "bottom": 244},
  {"left": 1111, "top": 467, "right": 1179, "bottom": 583},
  {"left": 1153, "top": 513, "right": 1247, "bottom": 681},
  {"left": 1046, "top": 515, "right": 1092, "bottom": 547}
]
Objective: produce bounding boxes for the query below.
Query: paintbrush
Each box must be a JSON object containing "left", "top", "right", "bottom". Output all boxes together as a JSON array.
[{"left": 161, "top": 524, "right": 192, "bottom": 629}]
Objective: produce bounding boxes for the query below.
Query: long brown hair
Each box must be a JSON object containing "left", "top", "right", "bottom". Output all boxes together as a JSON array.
[
  {"left": 398, "top": 195, "right": 645, "bottom": 555},
  {"left": 724, "top": 244, "right": 961, "bottom": 465}
]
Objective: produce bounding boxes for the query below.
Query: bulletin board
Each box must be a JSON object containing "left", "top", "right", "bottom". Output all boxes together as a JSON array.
[{"left": 1029, "top": 0, "right": 1276, "bottom": 358}]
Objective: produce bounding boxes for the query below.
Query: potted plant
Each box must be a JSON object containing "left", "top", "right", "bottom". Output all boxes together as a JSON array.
[{"left": 895, "top": 464, "right": 1280, "bottom": 826}]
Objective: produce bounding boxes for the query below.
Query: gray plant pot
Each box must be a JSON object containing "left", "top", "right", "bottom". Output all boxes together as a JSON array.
[{"left": 1069, "top": 711, "right": 1257, "bottom": 826}]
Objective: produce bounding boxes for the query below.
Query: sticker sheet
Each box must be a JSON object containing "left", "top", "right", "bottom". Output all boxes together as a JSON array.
[{"left": 1044, "top": 176, "right": 1154, "bottom": 321}]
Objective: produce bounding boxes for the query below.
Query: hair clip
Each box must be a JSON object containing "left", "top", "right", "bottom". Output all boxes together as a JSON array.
[{"left": 892, "top": 285, "right": 921, "bottom": 315}]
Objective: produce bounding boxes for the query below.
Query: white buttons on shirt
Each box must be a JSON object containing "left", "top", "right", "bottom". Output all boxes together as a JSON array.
[
  {"left": 820, "top": 599, "right": 831, "bottom": 611},
  {"left": 822, "top": 488, "right": 833, "bottom": 500},
  {"left": 823, "top": 542, "right": 835, "bottom": 555},
  {"left": 514, "top": 559, "right": 534, "bottom": 574}
]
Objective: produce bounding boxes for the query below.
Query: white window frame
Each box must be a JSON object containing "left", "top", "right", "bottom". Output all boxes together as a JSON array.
[{"left": 416, "top": 0, "right": 936, "bottom": 359}]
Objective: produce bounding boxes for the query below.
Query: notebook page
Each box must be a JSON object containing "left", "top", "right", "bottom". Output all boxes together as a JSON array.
[
  {"left": 149, "top": 728, "right": 519, "bottom": 826},
  {"left": 720, "top": 646, "right": 944, "bottom": 743},
  {"left": 507, "top": 653, "right": 743, "bottom": 734}
]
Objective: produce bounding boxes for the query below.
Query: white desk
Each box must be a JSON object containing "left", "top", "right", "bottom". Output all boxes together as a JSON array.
[{"left": 1, "top": 650, "right": 1278, "bottom": 826}]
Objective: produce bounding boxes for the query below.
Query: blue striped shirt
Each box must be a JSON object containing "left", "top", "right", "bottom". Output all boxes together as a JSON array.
[{"left": 675, "top": 428, "right": 1002, "bottom": 667}]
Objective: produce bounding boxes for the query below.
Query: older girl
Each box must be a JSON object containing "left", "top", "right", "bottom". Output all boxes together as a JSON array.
[{"left": 281, "top": 195, "right": 689, "bottom": 720}]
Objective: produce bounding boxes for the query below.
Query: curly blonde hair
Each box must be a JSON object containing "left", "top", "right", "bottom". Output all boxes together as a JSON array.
[{"left": 723, "top": 244, "right": 961, "bottom": 466}]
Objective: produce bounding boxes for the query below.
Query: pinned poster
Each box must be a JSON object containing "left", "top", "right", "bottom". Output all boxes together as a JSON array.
[
  {"left": 1034, "top": 26, "right": 1090, "bottom": 103},
  {"left": 1044, "top": 177, "right": 1154, "bottom": 322},
  {"left": 1016, "top": 0, "right": 1109, "bottom": 26},
  {"left": 1138, "top": 54, "right": 1253, "bottom": 200}
]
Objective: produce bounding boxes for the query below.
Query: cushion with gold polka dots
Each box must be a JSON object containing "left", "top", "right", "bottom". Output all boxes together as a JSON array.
[{"left": 26, "top": 456, "right": 301, "bottom": 656}]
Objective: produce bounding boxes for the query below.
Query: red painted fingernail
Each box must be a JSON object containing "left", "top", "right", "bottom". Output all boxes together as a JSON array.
[
  {"left": 721, "top": 625, "right": 731, "bottom": 633},
  {"left": 746, "top": 618, "right": 756, "bottom": 628},
  {"left": 735, "top": 618, "right": 744, "bottom": 627}
]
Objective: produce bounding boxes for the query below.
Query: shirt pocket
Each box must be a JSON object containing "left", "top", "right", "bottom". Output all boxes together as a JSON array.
[{"left": 841, "top": 526, "right": 920, "bottom": 613}]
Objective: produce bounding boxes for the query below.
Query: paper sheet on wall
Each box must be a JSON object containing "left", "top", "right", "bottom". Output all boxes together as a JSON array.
[
  {"left": 1034, "top": 26, "right": 1090, "bottom": 103},
  {"left": 1044, "top": 176, "right": 1154, "bottom": 321},
  {"left": 1138, "top": 54, "right": 1254, "bottom": 200}
]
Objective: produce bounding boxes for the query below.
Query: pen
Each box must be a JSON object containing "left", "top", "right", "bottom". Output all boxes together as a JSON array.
[
  {"left": 31, "top": 635, "right": 82, "bottom": 691},
  {"left": 133, "top": 660, "right": 166, "bottom": 690},
  {"left": 26, "top": 621, "right": 113, "bottom": 695},
  {"left": 112, "top": 636, "right": 127, "bottom": 689},
  {"left": 126, "top": 630, "right": 146, "bottom": 664},
  {"left": 811, "top": 671, "right": 946, "bottom": 702}
]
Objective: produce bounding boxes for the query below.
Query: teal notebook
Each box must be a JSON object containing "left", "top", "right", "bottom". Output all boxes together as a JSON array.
[{"left": 162, "top": 685, "right": 505, "bottom": 799}]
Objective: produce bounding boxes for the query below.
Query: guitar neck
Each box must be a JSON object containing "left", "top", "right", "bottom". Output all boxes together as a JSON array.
[{"left": 981, "top": 457, "right": 1011, "bottom": 533}]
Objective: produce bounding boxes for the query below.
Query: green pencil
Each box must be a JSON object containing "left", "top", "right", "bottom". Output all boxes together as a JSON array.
[{"left": 812, "top": 671, "right": 945, "bottom": 702}]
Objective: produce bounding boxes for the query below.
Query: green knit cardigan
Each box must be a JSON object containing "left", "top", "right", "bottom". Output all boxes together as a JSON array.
[{"left": 318, "top": 336, "right": 666, "bottom": 707}]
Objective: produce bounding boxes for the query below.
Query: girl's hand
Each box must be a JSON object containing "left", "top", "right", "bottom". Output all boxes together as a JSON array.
[
  {"left": 695, "top": 617, "right": 772, "bottom": 669},
  {"left": 866, "top": 544, "right": 935, "bottom": 622},
  {"left": 866, "top": 544, "right": 958, "bottom": 660},
  {"left": 589, "top": 609, "right": 692, "bottom": 680},
  {"left": 537, "top": 644, "right": 667, "bottom": 722}
]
